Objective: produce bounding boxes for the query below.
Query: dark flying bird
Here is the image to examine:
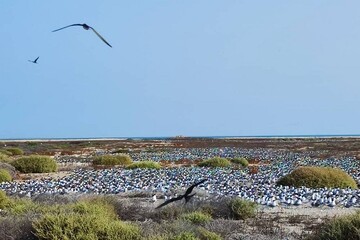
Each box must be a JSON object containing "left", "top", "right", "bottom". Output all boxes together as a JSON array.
[
  {"left": 155, "top": 179, "right": 207, "bottom": 209},
  {"left": 28, "top": 56, "right": 39, "bottom": 64},
  {"left": 52, "top": 23, "right": 112, "bottom": 48}
]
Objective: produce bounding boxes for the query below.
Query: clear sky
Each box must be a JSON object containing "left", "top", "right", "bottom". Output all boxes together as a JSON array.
[{"left": 1, "top": 1, "right": 360, "bottom": 139}]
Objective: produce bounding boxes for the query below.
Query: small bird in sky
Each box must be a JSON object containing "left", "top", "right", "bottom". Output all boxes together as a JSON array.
[
  {"left": 52, "top": 23, "right": 112, "bottom": 48},
  {"left": 155, "top": 179, "right": 207, "bottom": 209},
  {"left": 28, "top": 56, "right": 39, "bottom": 64}
]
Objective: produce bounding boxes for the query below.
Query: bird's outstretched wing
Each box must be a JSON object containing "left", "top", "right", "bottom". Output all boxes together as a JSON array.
[
  {"left": 184, "top": 179, "right": 207, "bottom": 196},
  {"left": 52, "top": 24, "right": 84, "bottom": 32},
  {"left": 155, "top": 195, "right": 184, "bottom": 209},
  {"left": 34, "top": 57, "right": 39, "bottom": 63},
  {"left": 184, "top": 193, "right": 196, "bottom": 203},
  {"left": 89, "top": 27, "right": 112, "bottom": 48}
]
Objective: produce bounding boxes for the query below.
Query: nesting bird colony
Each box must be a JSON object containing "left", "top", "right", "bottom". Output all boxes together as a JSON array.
[{"left": 0, "top": 147, "right": 359, "bottom": 209}]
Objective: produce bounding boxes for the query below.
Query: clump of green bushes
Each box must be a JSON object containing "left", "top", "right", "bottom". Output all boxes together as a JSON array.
[
  {"left": 0, "top": 190, "right": 10, "bottom": 209},
  {"left": 93, "top": 154, "right": 133, "bottom": 166},
  {"left": 181, "top": 211, "right": 212, "bottom": 224},
  {"left": 33, "top": 198, "right": 141, "bottom": 240},
  {"left": 230, "top": 157, "right": 249, "bottom": 167},
  {"left": 5, "top": 148, "right": 24, "bottom": 156},
  {"left": 127, "top": 161, "right": 161, "bottom": 169},
  {"left": 277, "top": 166, "right": 358, "bottom": 189},
  {"left": 310, "top": 210, "right": 360, "bottom": 240},
  {"left": 0, "top": 169, "right": 12, "bottom": 183},
  {"left": 172, "top": 232, "right": 198, "bottom": 240},
  {"left": 11, "top": 155, "right": 57, "bottom": 173},
  {"left": 0, "top": 162, "right": 17, "bottom": 178},
  {"left": 0, "top": 149, "right": 13, "bottom": 156},
  {"left": 228, "top": 198, "right": 257, "bottom": 220},
  {"left": 198, "top": 157, "right": 231, "bottom": 168},
  {"left": 197, "top": 227, "right": 222, "bottom": 240},
  {"left": 0, "top": 153, "right": 10, "bottom": 163}
]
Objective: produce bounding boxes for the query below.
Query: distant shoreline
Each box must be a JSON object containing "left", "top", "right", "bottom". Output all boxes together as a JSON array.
[{"left": 1, "top": 135, "right": 360, "bottom": 142}]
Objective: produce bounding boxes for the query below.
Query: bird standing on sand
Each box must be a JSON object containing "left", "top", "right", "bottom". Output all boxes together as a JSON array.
[
  {"left": 28, "top": 56, "right": 39, "bottom": 64},
  {"left": 155, "top": 179, "right": 207, "bottom": 209},
  {"left": 52, "top": 23, "right": 112, "bottom": 48}
]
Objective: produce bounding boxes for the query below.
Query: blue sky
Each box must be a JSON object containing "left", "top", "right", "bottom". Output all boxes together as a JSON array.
[{"left": 1, "top": 1, "right": 360, "bottom": 138}]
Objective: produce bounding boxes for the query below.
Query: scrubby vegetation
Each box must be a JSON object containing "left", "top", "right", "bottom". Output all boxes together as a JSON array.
[
  {"left": 0, "top": 149, "right": 12, "bottom": 156},
  {"left": 181, "top": 211, "right": 212, "bottom": 224},
  {"left": 277, "top": 166, "right": 358, "bottom": 189},
  {"left": 228, "top": 198, "right": 257, "bottom": 220},
  {"left": 33, "top": 197, "right": 141, "bottom": 240},
  {"left": 4, "top": 147, "right": 24, "bottom": 156},
  {"left": 197, "top": 228, "right": 222, "bottom": 240},
  {"left": 127, "top": 161, "right": 161, "bottom": 169},
  {"left": 197, "top": 157, "right": 231, "bottom": 168},
  {"left": 0, "top": 191, "right": 10, "bottom": 209},
  {"left": 0, "top": 169, "right": 12, "bottom": 183},
  {"left": 0, "top": 162, "right": 17, "bottom": 178},
  {"left": 230, "top": 157, "right": 249, "bottom": 167},
  {"left": 0, "top": 153, "right": 10, "bottom": 163},
  {"left": 92, "top": 154, "right": 133, "bottom": 166},
  {"left": 11, "top": 155, "right": 57, "bottom": 173},
  {"left": 310, "top": 210, "right": 360, "bottom": 240}
]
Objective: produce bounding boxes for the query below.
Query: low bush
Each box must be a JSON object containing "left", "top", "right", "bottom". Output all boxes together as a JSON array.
[
  {"left": 310, "top": 210, "right": 360, "bottom": 240},
  {"left": 11, "top": 155, "right": 57, "bottom": 173},
  {"left": 0, "top": 163, "right": 17, "bottom": 179},
  {"left": 197, "top": 227, "right": 222, "bottom": 240},
  {"left": 0, "top": 153, "right": 10, "bottom": 163},
  {"left": 198, "top": 158, "right": 231, "bottom": 168},
  {"left": 230, "top": 157, "right": 249, "bottom": 167},
  {"left": 172, "top": 232, "right": 199, "bottom": 240},
  {"left": 6, "top": 198, "right": 38, "bottom": 215},
  {"left": 71, "top": 197, "right": 118, "bottom": 220},
  {"left": 4, "top": 148, "right": 24, "bottom": 156},
  {"left": 127, "top": 161, "right": 161, "bottom": 169},
  {"left": 228, "top": 198, "right": 257, "bottom": 220},
  {"left": 93, "top": 154, "right": 133, "bottom": 166},
  {"left": 0, "top": 191, "right": 10, "bottom": 209},
  {"left": 33, "top": 212, "right": 141, "bottom": 240},
  {"left": 181, "top": 211, "right": 212, "bottom": 224},
  {"left": 0, "top": 150, "right": 12, "bottom": 156},
  {"left": 33, "top": 197, "right": 141, "bottom": 240},
  {"left": 0, "top": 169, "right": 12, "bottom": 183},
  {"left": 277, "top": 166, "right": 358, "bottom": 189}
]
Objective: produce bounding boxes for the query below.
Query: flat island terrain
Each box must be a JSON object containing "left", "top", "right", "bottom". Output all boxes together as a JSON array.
[{"left": 0, "top": 137, "right": 359, "bottom": 239}]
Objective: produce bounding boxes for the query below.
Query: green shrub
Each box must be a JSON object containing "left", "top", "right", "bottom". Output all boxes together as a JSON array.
[
  {"left": 11, "top": 155, "right": 57, "bottom": 173},
  {"left": 310, "top": 210, "right": 360, "bottom": 240},
  {"left": 5, "top": 148, "right": 24, "bottom": 156},
  {"left": 181, "top": 211, "right": 212, "bottom": 224},
  {"left": 0, "top": 162, "right": 17, "bottom": 178},
  {"left": 0, "top": 190, "right": 10, "bottom": 209},
  {"left": 0, "top": 153, "right": 10, "bottom": 163},
  {"left": 33, "top": 197, "right": 141, "bottom": 240},
  {"left": 127, "top": 161, "right": 161, "bottom": 169},
  {"left": 0, "top": 169, "right": 12, "bottom": 182},
  {"left": 277, "top": 166, "right": 358, "bottom": 189},
  {"left": 228, "top": 198, "right": 257, "bottom": 220},
  {"left": 198, "top": 158, "right": 231, "bottom": 168},
  {"left": 93, "top": 154, "right": 133, "bottom": 166},
  {"left": 172, "top": 232, "right": 199, "bottom": 240},
  {"left": 230, "top": 157, "right": 249, "bottom": 167},
  {"left": 33, "top": 212, "right": 141, "bottom": 240},
  {"left": 6, "top": 198, "right": 38, "bottom": 215},
  {"left": 71, "top": 197, "right": 117, "bottom": 220},
  {"left": 197, "top": 228, "right": 222, "bottom": 240},
  {"left": 0, "top": 149, "right": 12, "bottom": 156}
]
